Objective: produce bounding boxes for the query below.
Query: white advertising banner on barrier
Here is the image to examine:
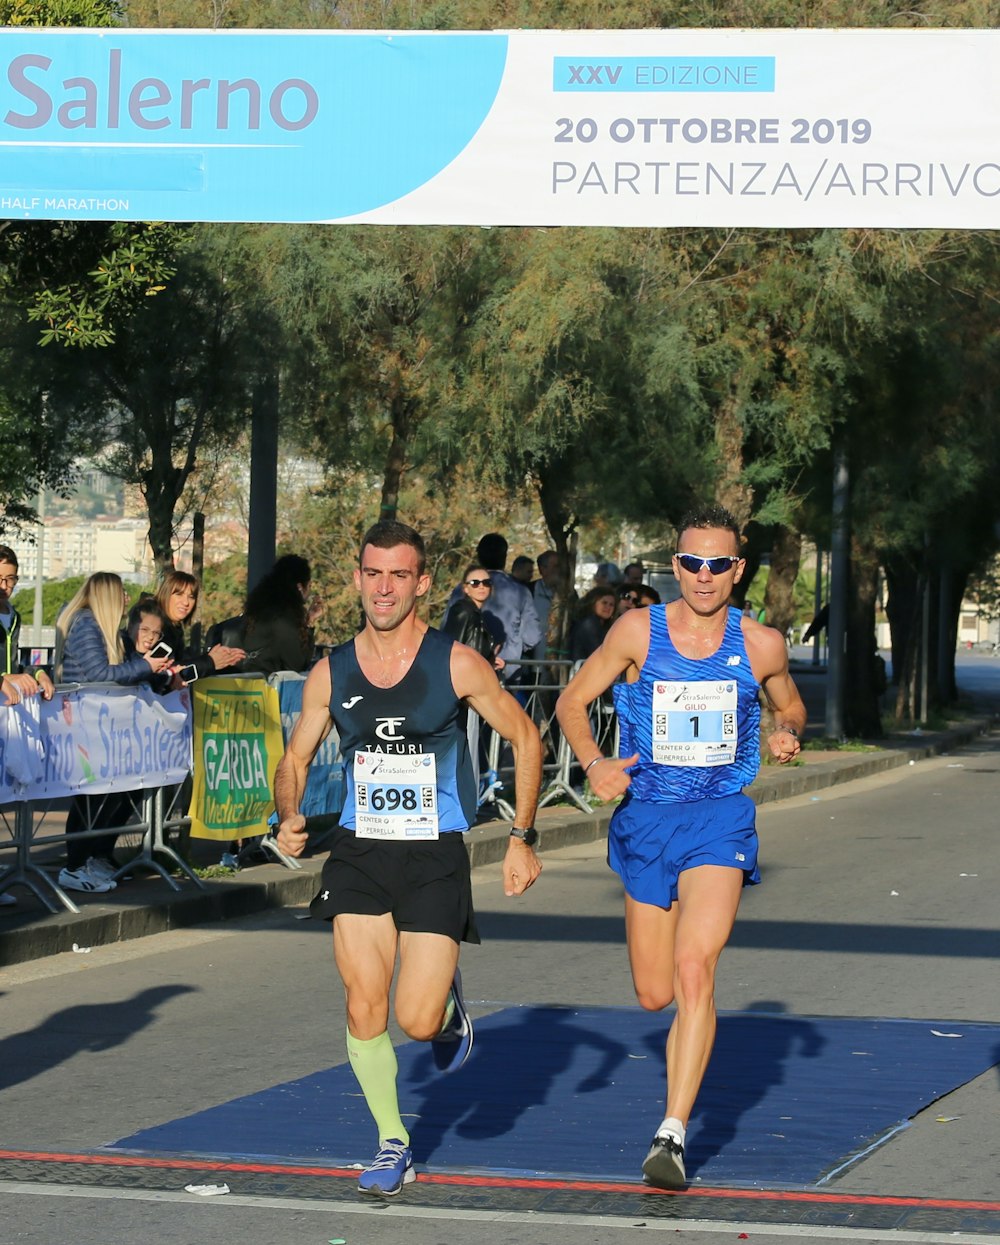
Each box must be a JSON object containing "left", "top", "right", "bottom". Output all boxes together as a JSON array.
[
  {"left": 0, "top": 27, "right": 997, "bottom": 227},
  {"left": 0, "top": 685, "right": 193, "bottom": 805}
]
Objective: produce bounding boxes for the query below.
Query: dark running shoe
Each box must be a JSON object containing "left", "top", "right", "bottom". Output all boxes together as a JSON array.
[
  {"left": 357, "top": 1139, "right": 415, "bottom": 1197},
  {"left": 430, "top": 969, "right": 474, "bottom": 1073},
  {"left": 642, "top": 1131, "right": 686, "bottom": 1189}
]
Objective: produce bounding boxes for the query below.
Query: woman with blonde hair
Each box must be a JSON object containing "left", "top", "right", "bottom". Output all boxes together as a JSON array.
[
  {"left": 55, "top": 572, "right": 171, "bottom": 685},
  {"left": 155, "top": 570, "right": 244, "bottom": 681},
  {"left": 54, "top": 572, "right": 173, "bottom": 894}
]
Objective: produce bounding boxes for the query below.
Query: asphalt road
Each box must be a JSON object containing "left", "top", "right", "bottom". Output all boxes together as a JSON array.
[{"left": 2, "top": 708, "right": 999, "bottom": 1245}]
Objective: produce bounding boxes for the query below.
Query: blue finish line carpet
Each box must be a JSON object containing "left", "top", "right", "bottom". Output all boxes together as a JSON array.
[{"left": 113, "top": 1007, "right": 1000, "bottom": 1188}]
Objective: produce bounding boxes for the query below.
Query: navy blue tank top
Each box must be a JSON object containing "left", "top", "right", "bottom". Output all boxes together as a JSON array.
[
  {"left": 329, "top": 627, "right": 476, "bottom": 834},
  {"left": 613, "top": 605, "right": 761, "bottom": 802}
]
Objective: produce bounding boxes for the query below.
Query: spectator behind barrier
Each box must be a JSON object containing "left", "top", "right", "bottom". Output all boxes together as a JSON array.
[
  {"left": 0, "top": 669, "right": 48, "bottom": 908},
  {"left": 569, "top": 586, "right": 617, "bottom": 663},
  {"left": 155, "top": 570, "right": 245, "bottom": 681},
  {"left": 443, "top": 563, "right": 504, "bottom": 672},
  {"left": 55, "top": 571, "right": 174, "bottom": 896},
  {"left": 593, "top": 561, "right": 623, "bottom": 588},
  {"left": 617, "top": 584, "right": 640, "bottom": 616},
  {"left": 242, "top": 554, "right": 320, "bottom": 676},
  {"left": 445, "top": 532, "right": 542, "bottom": 685},
  {"left": 126, "top": 599, "right": 173, "bottom": 693},
  {"left": 0, "top": 544, "right": 55, "bottom": 698}
]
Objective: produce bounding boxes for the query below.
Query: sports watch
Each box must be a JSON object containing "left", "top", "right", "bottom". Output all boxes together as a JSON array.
[{"left": 509, "top": 825, "right": 539, "bottom": 847}]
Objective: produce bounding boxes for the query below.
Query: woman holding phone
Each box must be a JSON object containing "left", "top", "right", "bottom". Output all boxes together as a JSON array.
[
  {"left": 155, "top": 570, "right": 245, "bottom": 682},
  {"left": 54, "top": 572, "right": 174, "bottom": 893}
]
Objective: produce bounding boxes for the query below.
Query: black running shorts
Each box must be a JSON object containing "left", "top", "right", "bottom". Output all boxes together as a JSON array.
[{"left": 309, "top": 826, "right": 480, "bottom": 945}]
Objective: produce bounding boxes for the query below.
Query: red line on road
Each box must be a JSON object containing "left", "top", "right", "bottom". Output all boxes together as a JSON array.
[{"left": 1, "top": 1149, "right": 998, "bottom": 1213}]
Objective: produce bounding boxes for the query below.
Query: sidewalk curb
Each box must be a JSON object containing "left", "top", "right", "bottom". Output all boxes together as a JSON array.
[{"left": 0, "top": 717, "right": 991, "bottom": 968}]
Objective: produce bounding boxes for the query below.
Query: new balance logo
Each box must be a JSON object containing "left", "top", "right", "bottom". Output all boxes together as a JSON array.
[
  {"left": 341, "top": 695, "right": 364, "bottom": 709},
  {"left": 726, "top": 655, "right": 741, "bottom": 666}
]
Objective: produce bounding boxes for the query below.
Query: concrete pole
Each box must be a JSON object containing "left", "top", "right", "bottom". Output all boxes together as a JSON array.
[
  {"left": 33, "top": 485, "right": 45, "bottom": 651},
  {"left": 825, "top": 440, "right": 849, "bottom": 740},
  {"left": 812, "top": 544, "right": 823, "bottom": 668},
  {"left": 247, "top": 370, "right": 279, "bottom": 595}
]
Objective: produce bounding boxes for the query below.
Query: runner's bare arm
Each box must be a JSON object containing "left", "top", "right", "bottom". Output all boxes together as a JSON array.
[
  {"left": 555, "top": 612, "right": 643, "bottom": 802},
  {"left": 274, "top": 658, "right": 334, "bottom": 856},
  {"left": 452, "top": 644, "right": 544, "bottom": 897},
  {"left": 743, "top": 620, "right": 807, "bottom": 764}
]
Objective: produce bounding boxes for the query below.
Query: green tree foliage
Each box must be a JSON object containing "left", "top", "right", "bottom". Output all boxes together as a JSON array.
[
  {"left": 251, "top": 223, "right": 498, "bottom": 521},
  {"left": 54, "top": 230, "right": 262, "bottom": 570},
  {"left": 0, "top": 0, "right": 183, "bottom": 533},
  {"left": 0, "top": 1, "right": 180, "bottom": 350}
]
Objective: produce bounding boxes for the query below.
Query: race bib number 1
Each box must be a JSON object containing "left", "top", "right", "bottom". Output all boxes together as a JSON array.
[
  {"left": 651, "top": 680, "right": 738, "bottom": 767},
  {"left": 353, "top": 750, "right": 439, "bottom": 839}
]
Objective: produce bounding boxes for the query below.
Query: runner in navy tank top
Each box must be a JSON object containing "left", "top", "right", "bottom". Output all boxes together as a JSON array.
[
  {"left": 557, "top": 506, "right": 806, "bottom": 1191},
  {"left": 274, "top": 521, "right": 543, "bottom": 1198}
]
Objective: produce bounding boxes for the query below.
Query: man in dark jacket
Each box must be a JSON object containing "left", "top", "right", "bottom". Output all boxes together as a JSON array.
[{"left": 0, "top": 544, "right": 54, "bottom": 697}]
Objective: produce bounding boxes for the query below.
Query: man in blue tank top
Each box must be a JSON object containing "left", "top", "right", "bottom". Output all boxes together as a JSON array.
[
  {"left": 556, "top": 505, "right": 806, "bottom": 1191},
  {"left": 275, "top": 520, "right": 543, "bottom": 1198}
]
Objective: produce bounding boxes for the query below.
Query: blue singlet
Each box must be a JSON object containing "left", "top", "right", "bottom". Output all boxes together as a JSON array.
[{"left": 608, "top": 605, "right": 762, "bottom": 905}]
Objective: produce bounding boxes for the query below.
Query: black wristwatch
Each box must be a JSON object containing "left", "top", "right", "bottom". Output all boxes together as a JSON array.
[{"left": 509, "top": 825, "right": 539, "bottom": 847}]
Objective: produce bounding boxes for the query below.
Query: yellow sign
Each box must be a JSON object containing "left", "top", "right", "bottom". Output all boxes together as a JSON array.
[{"left": 188, "top": 677, "right": 283, "bottom": 841}]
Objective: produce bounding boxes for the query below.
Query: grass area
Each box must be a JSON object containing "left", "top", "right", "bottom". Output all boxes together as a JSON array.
[
  {"left": 800, "top": 737, "right": 880, "bottom": 752},
  {"left": 192, "top": 863, "right": 238, "bottom": 879}
]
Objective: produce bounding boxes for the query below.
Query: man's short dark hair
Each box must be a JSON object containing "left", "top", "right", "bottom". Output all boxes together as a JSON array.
[
  {"left": 537, "top": 550, "right": 557, "bottom": 572},
  {"left": 476, "top": 532, "right": 508, "bottom": 570},
  {"left": 359, "top": 520, "right": 427, "bottom": 574},
  {"left": 623, "top": 561, "right": 644, "bottom": 576},
  {"left": 0, "top": 545, "right": 18, "bottom": 570},
  {"left": 678, "top": 505, "right": 742, "bottom": 550}
]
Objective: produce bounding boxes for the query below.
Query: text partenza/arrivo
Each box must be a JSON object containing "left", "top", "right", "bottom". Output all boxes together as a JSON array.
[{"left": 551, "top": 160, "right": 1000, "bottom": 198}]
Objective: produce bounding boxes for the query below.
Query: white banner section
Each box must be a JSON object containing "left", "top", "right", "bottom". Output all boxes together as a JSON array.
[
  {"left": 0, "top": 685, "right": 193, "bottom": 805},
  {"left": 0, "top": 28, "right": 998, "bottom": 226}
]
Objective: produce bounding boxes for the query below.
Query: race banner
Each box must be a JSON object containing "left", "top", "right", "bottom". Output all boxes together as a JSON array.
[
  {"left": 188, "top": 676, "right": 283, "bottom": 841},
  {"left": 0, "top": 28, "right": 998, "bottom": 227},
  {"left": 274, "top": 672, "right": 344, "bottom": 820},
  {"left": 0, "top": 684, "right": 192, "bottom": 805}
]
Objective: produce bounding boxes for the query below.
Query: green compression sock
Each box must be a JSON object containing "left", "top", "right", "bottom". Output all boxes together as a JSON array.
[{"left": 345, "top": 1028, "right": 409, "bottom": 1145}]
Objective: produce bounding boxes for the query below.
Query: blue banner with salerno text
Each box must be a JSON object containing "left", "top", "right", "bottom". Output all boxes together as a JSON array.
[{"left": 1, "top": 28, "right": 999, "bottom": 227}]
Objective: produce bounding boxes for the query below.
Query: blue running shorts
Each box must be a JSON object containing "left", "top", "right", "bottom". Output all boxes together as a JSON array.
[{"left": 608, "top": 791, "right": 760, "bottom": 907}]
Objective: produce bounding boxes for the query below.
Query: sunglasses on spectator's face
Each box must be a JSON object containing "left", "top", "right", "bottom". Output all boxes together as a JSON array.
[
  {"left": 675, "top": 553, "right": 740, "bottom": 575},
  {"left": 465, "top": 577, "right": 492, "bottom": 588}
]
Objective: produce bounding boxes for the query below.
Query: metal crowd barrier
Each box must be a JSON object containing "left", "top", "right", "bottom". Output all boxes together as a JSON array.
[
  {"left": 0, "top": 679, "right": 204, "bottom": 915},
  {"left": 0, "top": 659, "right": 618, "bottom": 914},
  {"left": 0, "top": 669, "right": 332, "bottom": 912},
  {"left": 477, "top": 657, "right": 619, "bottom": 820}
]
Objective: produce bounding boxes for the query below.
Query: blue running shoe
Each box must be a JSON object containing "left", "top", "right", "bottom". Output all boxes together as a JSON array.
[
  {"left": 357, "top": 1139, "right": 415, "bottom": 1197},
  {"left": 430, "top": 968, "right": 474, "bottom": 1073}
]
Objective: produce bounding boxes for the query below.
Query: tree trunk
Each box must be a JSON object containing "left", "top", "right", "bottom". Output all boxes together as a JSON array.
[
  {"left": 713, "top": 396, "right": 753, "bottom": 529},
  {"left": 141, "top": 436, "right": 185, "bottom": 575},
  {"left": 380, "top": 395, "right": 413, "bottom": 523},
  {"left": 939, "top": 565, "right": 969, "bottom": 706},
  {"left": 763, "top": 525, "right": 802, "bottom": 636},
  {"left": 884, "top": 555, "right": 920, "bottom": 722},
  {"left": 736, "top": 520, "right": 769, "bottom": 612},
  {"left": 536, "top": 466, "right": 577, "bottom": 664}
]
